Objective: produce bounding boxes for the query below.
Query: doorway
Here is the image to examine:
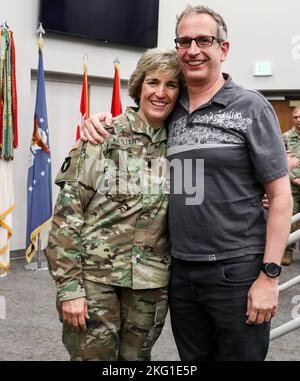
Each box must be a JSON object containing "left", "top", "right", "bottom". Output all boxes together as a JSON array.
[
  {"left": 269, "top": 100, "right": 295, "bottom": 133},
  {"left": 262, "top": 92, "right": 300, "bottom": 134}
]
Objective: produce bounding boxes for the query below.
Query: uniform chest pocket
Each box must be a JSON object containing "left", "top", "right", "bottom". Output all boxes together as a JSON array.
[{"left": 105, "top": 144, "right": 147, "bottom": 202}]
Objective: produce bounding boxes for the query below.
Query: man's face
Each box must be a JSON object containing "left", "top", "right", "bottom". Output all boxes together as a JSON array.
[
  {"left": 176, "top": 13, "right": 229, "bottom": 86},
  {"left": 293, "top": 108, "right": 300, "bottom": 130}
]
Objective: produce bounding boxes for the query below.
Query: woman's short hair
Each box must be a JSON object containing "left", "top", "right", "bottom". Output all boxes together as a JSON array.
[{"left": 128, "top": 48, "right": 183, "bottom": 105}]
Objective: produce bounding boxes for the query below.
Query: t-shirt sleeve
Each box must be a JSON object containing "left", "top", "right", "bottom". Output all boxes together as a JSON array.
[{"left": 247, "top": 104, "right": 288, "bottom": 183}]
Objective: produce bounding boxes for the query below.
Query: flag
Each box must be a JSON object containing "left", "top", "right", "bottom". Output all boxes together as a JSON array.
[
  {"left": 25, "top": 47, "right": 52, "bottom": 263},
  {"left": 111, "top": 60, "right": 122, "bottom": 117},
  {"left": 0, "top": 160, "right": 15, "bottom": 275},
  {"left": 0, "top": 25, "right": 18, "bottom": 276},
  {"left": 76, "top": 62, "right": 89, "bottom": 140},
  {"left": 0, "top": 29, "right": 18, "bottom": 160}
]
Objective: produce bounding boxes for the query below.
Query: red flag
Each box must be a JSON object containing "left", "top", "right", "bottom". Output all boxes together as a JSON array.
[
  {"left": 111, "top": 61, "right": 122, "bottom": 117},
  {"left": 76, "top": 62, "right": 89, "bottom": 140},
  {"left": 11, "top": 32, "right": 18, "bottom": 149}
]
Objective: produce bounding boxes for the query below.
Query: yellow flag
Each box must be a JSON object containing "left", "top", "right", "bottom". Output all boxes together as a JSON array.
[{"left": 0, "top": 160, "right": 15, "bottom": 276}]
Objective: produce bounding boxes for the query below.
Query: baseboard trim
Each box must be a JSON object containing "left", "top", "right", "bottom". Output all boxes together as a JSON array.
[{"left": 10, "top": 250, "right": 25, "bottom": 260}]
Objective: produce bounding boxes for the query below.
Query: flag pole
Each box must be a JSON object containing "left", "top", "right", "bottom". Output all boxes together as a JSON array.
[
  {"left": 24, "top": 233, "right": 48, "bottom": 271},
  {"left": 83, "top": 53, "right": 88, "bottom": 65},
  {"left": 37, "top": 22, "right": 45, "bottom": 49},
  {"left": 37, "top": 234, "right": 43, "bottom": 269},
  {"left": 24, "top": 22, "right": 49, "bottom": 272}
]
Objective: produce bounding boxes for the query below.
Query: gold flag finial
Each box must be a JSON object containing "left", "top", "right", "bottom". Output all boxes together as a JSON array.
[{"left": 37, "top": 22, "right": 45, "bottom": 49}]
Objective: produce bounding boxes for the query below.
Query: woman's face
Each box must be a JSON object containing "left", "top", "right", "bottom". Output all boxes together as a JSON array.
[{"left": 137, "top": 70, "right": 179, "bottom": 129}]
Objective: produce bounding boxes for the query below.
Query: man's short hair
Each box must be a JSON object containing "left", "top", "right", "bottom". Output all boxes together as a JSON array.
[
  {"left": 175, "top": 4, "right": 228, "bottom": 41},
  {"left": 292, "top": 106, "right": 300, "bottom": 115}
]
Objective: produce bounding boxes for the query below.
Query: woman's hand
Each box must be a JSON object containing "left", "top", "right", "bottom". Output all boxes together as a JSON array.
[{"left": 62, "top": 297, "right": 89, "bottom": 331}]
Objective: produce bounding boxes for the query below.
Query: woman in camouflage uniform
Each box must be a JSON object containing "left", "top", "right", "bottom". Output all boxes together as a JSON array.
[{"left": 46, "top": 49, "right": 182, "bottom": 360}]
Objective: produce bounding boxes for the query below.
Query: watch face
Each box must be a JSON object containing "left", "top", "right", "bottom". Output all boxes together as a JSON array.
[{"left": 265, "top": 262, "right": 281, "bottom": 277}]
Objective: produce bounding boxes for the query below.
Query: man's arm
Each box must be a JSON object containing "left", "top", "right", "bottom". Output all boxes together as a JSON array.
[
  {"left": 262, "top": 153, "right": 298, "bottom": 209},
  {"left": 246, "top": 174, "right": 293, "bottom": 325},
  {"left": 285, "top": 152, "right": 300, "bottom": 186},
  {"left": 290, "top": 152, "right": 300, "bottom": 185},
  {"left": 82, "top": 112, "right": 113, "bottom": 144},
  {"left": 284, "top": 134, "right": 299, "bottom": 181},
  {"left": 287, "top": 153, "right": 299, "bottom": 170}
]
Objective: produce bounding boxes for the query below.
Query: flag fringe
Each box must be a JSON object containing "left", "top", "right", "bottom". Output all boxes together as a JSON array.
[
  {"left": 0, "top": 261, "right": 10, "bottom": 274},
  {"left": 25, "top": 217, "right": 52, "bottom": 263},
  {"left": 0, "top": 203, "right": 15, "bottom": 256},
  {"left": 0, "top": 203, "right": 16, "bottom": 222}
]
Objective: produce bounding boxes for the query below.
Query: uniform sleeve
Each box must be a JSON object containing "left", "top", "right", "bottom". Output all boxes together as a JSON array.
[
  {"left": 45, "top": 143, "right": 86, "bottom": 302},
  {"left": 282, "top": 132, "right": 288, "bottom": 150},
  {"left": 283, "top": 131, "right": 297, "bottom": 181},
  {"left": 288, "top": 168, "right": 297, "bottom": 181},
  {"left": 247, "top": 104, "right": 289, "bottom": 183}
]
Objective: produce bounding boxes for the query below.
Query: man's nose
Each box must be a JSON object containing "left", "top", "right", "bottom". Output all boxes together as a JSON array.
[{"left": 187, "top": 39, "right": 201, "bottom": 54}]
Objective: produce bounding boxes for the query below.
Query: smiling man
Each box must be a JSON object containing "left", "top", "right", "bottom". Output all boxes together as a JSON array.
[
  {"left": 167, "top": 4, "right": 292, "bottom": 361},
  {"left": 82, "top": 4, "right": 293, "bottom": 361}
]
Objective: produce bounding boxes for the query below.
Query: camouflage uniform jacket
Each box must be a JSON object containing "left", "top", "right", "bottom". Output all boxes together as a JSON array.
[
  {"left": 46, "top": 108, "right": 170, "bottom": 302},
  {"left": 283, "top": 127, "right": 300, "bottom": 193}
]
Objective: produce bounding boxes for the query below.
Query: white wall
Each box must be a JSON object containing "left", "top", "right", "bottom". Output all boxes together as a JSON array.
[
  {"left": 39, "top": 79, "right": 134, "bottom": 209},
  {"left": 159, "top": 0, "right": 300, "bottom": 90},
  {"left": 1, "top": 0, "right": 300, "bottom": 250}
]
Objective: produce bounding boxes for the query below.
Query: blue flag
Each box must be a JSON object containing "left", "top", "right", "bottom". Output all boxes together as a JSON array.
[{"left": 25, "top": 47, "right": 52, "bottom": 263}]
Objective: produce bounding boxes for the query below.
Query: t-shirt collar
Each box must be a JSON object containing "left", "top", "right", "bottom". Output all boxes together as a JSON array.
[{"left": 179, "top": 73, "right": 235, "bottom": 112}]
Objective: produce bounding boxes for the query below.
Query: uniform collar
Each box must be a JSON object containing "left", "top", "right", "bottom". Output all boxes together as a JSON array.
[
  {"left": 123, "top": 107, "right": 167, "bottom": 143},
  {"left": 291, "top": 126, "right": 300, "bottom": 136}
]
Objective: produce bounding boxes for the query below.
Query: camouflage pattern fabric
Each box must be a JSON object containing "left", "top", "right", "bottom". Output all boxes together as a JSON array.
[
  {"left": 283, "top": 127, "right": 300, "bottom": 239},
  {"left": 57, "top": 280, "right": 168, "bottom": 361},
  {"left": 283, "top": 127, "right": 300, "bottom": 194},
  {"left": 46, "top": 108, "right": 170, "bottom": 302}
]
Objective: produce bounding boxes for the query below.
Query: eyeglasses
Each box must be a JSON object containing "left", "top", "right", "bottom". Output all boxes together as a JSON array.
[{"left": 174, "top": 35, "right": 222, "bottom": 49}]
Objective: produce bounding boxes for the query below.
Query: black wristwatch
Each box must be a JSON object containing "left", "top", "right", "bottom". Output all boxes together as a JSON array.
[{"left": 261, "top": 262, "right": 282, "bottom": 278}]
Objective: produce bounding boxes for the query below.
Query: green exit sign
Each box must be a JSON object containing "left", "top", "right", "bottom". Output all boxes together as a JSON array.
[{"left": 253, "top": 62, "right": 273, "bottom": 76}]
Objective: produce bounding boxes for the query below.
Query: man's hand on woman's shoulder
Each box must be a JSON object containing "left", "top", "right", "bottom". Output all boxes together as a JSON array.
[{"left": 81, "top": 112, "right": 113, "bottom": 144}]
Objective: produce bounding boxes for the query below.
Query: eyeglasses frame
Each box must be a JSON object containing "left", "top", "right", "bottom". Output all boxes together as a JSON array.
[{"left": 174, "top": 35, "right": 224, "bottom": 49}]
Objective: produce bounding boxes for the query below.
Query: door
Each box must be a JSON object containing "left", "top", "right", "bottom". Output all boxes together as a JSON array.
[{"left": 269, "top": 100, "right": 294, "bottom": 134}]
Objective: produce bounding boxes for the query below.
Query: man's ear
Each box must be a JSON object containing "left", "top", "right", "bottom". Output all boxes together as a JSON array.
[{"left": 220, "top": 40, "right": 230, "bottom": 62}]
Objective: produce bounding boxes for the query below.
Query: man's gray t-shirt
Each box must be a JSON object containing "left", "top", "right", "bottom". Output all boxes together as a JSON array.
[{"left": 167, "top": 74, "right": 288, "bottom": 261}]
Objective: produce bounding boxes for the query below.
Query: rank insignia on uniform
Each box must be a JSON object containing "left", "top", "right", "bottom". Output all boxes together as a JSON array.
[{"left": 61, "top": 157, "right": 71, "bottom": 172}]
